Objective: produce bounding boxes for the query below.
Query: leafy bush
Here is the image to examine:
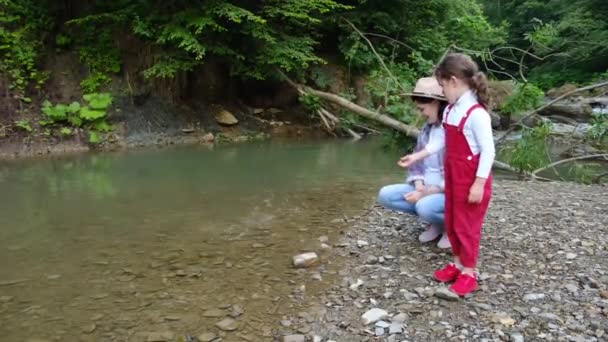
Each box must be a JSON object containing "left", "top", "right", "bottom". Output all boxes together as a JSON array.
[
  {"left": 41, "top": 93, "right": 113, "bottom": 143},
  {"left": 504, "top": 122, "right": 552, "bottom": 172},
  {"left": 500, "top": 83, "right": 544, "bottom": 116}
]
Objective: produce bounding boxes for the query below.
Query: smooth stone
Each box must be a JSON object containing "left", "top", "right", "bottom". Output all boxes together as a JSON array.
[
  {"left": 197, "top": 333, "right": 218, "bottom": 342},
  {"left": 361, "top": 308, "right": 388, "bottom": 324},
  {"left": 375, "top": 326, "right": 385, "bottom": 336},
  {"left": 375, "top": 320, "right": 389, "bottom": 328},
  {"left": 389, "top": 322, "right": 403, "bottom": 334},
  {"left": 146, "top": 332, "right": 175, "bottom": 342},
  {"left": 434, "top": 287, "right": 459, "bottom": 301},
  {"left": 391, "top": 313, "right": 408, "bottom": 323},
  {"left": 202, "top": 309, "right": 225, "bottom": 317},
  {"left": 510, "top": 333, "right": 525, "bottom": 342},
  {"left": 216, "top": 318, "right": 238, "bottom": 331},
  {"left": 357, "top": 240, "right": 369, "bottom": 248},
  {"left": 523, "top": 293, "right": 545, "bottom": 301},
  {"left": 292, "top": 253, "right": 319, "bottom": 268},
  {"left": 282, "top": 335, "right": 305, "bottom": 342}
]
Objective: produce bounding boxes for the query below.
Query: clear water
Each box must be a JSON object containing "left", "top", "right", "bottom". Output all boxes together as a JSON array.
[{"left": 0, "top": 140, "right": 403, "bottom": 342}]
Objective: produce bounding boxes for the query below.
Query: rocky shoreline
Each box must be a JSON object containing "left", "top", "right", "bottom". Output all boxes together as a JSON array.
[{"left": 277, "top": 180, "right": 607, "bottom": 342}]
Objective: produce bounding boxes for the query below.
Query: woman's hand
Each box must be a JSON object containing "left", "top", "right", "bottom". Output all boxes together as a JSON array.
[
  {"left": 404, "top": 191, "right": 423, "bottom": 203},
  {"left": 468, "top": 182, "right": 484, "bottom": 204},
  {"left": 414, "top": 181, "right": 426, "bottom": 192},
  {"left": 398, "top": 155, "right": 415, "bottom": 168}
]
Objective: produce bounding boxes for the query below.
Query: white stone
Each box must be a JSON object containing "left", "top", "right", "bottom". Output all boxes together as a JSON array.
[
  {"left": 357, "top": 240, "right": 369, "bottom": 248},
  {"left": 523, "top": 293, "right": 545, "bottom": 301},
  {"left": 292, "top": 252, "right": 319, "bottom": 268},
  {"left": 375, "top": 320, "right": 389, "bottom": 328},
  {"left": 361, "top": 308, "right": 388, "bottom": 325}
]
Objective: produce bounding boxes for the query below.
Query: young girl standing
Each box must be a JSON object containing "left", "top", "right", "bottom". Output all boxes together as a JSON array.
[{"left": 400, "top": 53, "right": 495, "bottom": 296}]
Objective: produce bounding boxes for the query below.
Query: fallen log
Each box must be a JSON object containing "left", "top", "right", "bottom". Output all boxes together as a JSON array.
[{"left": 279, "top": 72, "right": 531, "bottom": 175}]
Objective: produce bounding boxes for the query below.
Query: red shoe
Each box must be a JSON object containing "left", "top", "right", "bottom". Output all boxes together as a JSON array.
[
  {"left": 433, "top": 263, "right": 461, "bottom": 283},
  {"left": 450, "top": 273, "right": 479, "bottom": 296}
]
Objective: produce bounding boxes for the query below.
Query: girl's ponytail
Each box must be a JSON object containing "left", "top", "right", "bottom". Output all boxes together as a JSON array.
[
  {"left": 435, "top": 53, "right": 489, "bottom": 107},
  {"left": 472, "top": 71, "right": 489, "bottom": 108}
]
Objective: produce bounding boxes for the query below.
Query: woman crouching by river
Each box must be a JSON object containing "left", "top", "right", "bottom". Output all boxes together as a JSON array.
[{"left": 378, "top": 77, "right": 450, "bottom": 249}]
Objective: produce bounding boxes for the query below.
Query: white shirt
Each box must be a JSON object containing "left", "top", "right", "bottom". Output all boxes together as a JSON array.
[
  {"left": 406, "top": 124, "right": 445, "bottom": 189},
  {"left": 425, "top": 90, "right": 495, "bottom": 178},
  {"left": 422, "top": 125, "right": 445, "bottom": 188}
]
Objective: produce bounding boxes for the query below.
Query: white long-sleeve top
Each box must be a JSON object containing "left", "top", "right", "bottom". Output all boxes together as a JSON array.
[
  {"left": 406, "top": 124, "right": 445, "bottom": 189},
  {"left": 425, "top": 90, "right": 495, "bottom": 178}
]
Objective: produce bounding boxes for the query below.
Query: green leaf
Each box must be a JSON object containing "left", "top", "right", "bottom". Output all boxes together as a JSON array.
[
  {"left": 67, "top": 101, "right": 81, "bottom": 113},
  {"left": 42, "top": 104, "right": 68, "bottom": 121},
  {"left": 88, "top": 131, "right": 102, "bottom": 144},
  {"left": 83, "top": 93, "right": 113, "bottom": 110},
  {"left": 14, "top": 119, "right": 32, "bottom": 132},
  {"left": 60, "top": 127, "right": 72, "bottom": 136},
  {"left": 93, "top": 120, "right": 112, "bottom": 132},
  {"left": 67, "top": 115, "right": 83, "bottom": 127},
  {"left": 79, "top": 106, "right": 106, "bottom": 121}
]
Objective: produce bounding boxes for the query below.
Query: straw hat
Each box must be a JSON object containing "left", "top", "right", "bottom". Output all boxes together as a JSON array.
[{"left": 402, "top": 77, "right": 446, "bottom": 101}]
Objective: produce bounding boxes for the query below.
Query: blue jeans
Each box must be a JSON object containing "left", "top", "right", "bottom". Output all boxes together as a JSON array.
[{"left": 377, "top": 184, "right": 445, "bottom": 228}]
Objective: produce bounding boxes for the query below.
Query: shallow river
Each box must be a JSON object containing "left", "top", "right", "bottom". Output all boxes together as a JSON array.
[{"left": 0, "top": 140, "right": 404, "bottom": 342}]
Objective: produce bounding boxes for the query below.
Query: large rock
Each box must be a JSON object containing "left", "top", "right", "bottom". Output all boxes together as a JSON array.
[
  {"left": 215, "top": 109, "right": 239, "bottom": 125},
  {"left": 539, "top": 102, "right": 593, "bottom": 122}
]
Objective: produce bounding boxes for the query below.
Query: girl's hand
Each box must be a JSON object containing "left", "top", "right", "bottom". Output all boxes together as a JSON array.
[
  {"left": 404, "top": 191, "right": 423, "bottom": 203},
  {"left": 468, "top": 183, "right": 484, "bottom": 204},
  {"left": 398, "top": 155, "right": 415, "bottom": 168}
]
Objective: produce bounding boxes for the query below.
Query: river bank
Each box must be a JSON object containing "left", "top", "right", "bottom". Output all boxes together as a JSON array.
[{"left": 274, "top": 180, "right": 607, "bottom": 342}]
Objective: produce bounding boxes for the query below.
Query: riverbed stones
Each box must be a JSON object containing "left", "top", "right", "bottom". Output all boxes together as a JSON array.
[{"left": 303, "top": 181, "right": 608, "bottom": 341}]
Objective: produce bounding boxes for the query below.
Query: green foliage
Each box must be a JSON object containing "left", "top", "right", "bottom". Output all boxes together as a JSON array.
[
  {"left": 41, "top": 93, "right": 113, "bottom": 143},
  {"left": 587, "top": 113, "right": 608, "bottom": 142},
  {"left": 60, "top": 127, "right": 72, "bottom": 136},
  {"left": 500, "top": 83, "right": 544, "bottom": 116},
  {"left": 65, "top": 18, "right": 121, "bottom": 92},
  {"left": 299, "top": 94, "right": 322, "bottom": 112},
  {"left": 0, "top": 0, "right": 51, "bottom": 95},
  {"left": 14, "top": 118, "right": 32, "bottom": 131},
  {"left": 481, "top": 0, "right": 608, "bottom": 87},
  {"left": 55, "top": 34, "right": 71, "bottom": 48},
  {"left": 88, "top": 131, "right": 101, "bottom": 144},
  {"left": 80, "top": 73, "right": 111, "bottom": 93},
  {"left": 504, "top": 122, "right": 552, "bottom": 172}
]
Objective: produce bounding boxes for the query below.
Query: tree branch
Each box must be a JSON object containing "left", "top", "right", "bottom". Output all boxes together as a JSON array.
[
  {"left": 531, "top": 154, "right": 608, "bottom": 177},
  {"left": 496, "top": 80, "right": 608, "bottom": 144}
]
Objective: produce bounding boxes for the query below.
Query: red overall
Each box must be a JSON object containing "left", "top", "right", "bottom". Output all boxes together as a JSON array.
[{"left": 443, "top": 104, "right": 492, "bottom": 268}]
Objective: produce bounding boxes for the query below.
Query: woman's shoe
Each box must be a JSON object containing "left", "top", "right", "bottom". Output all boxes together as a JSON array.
[
  {"left": 419, "top": 224, "right": 441, "bottom": 242},
  {"left": 437, "top": 233, "right": 451, "bottom": 249}
]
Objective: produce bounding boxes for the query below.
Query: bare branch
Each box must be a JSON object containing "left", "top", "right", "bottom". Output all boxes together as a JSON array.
[
  {"left": 496, "top": 80, "right": 608, "bottom": 144},
  {"left": 362, "top": 33, "right": 415, "bottom": 52},
  {"left": 531, "top": 154, "right": 608, "bottom": 177},
  {"left": 342, "top": 18, "right": 408, "bottom": 93}
]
